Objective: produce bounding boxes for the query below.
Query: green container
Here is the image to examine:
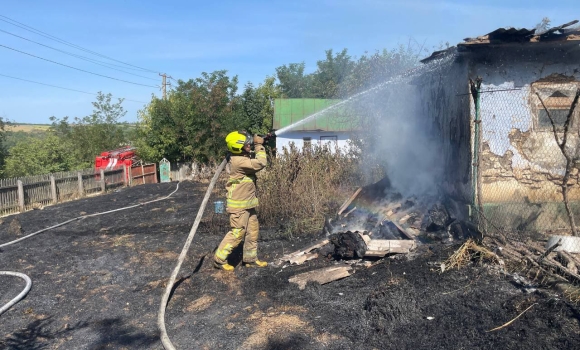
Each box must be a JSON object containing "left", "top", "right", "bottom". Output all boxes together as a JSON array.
[{"left": 159, "top": 158, "right": 171, "bottom": 183}]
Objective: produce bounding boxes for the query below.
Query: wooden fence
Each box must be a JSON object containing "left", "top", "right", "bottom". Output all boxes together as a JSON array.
[{"left": 0, "top": 164, "right": 157, "bottom": 217}]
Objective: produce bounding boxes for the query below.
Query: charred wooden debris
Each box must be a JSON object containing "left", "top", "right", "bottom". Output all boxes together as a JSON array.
[
  {"left": 324, "top": 176, "right": 482, "bottom": 258},
  {"left": 280, "top": 176, "right": 485, "bottom": 289},
  {"left": 280, "top": 176, "right": 580, "bottom": 298}
]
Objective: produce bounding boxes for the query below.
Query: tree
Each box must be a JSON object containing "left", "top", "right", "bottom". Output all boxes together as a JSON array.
[
  {"left": 135, "top": 71, "right": 242, "bottom": 163},
  {"left": 50, "top": 92, "right": 129, "bottom": 169},
  {"left": 310, "top": 49, "right": 354, "bottom": 98},
  {"left": 275, "top": 63, "right": 312, "bottom": 98},
  {"left": 240, "top": 76, "right": 281, "bottom": 135},
  {"left": 536, "top": 88, "right": 580, "bottom": 236},
  {"left": 3, "top": 133, "right": 76, "bottom": 177},
  {"left": 339, "top": 45, "right": 419, "bottom": 97}
]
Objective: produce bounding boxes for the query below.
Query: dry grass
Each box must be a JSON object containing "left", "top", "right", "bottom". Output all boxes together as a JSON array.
[
  {"left": 241, "top": 309, "right": 313, "bottom": 349},
  {"left": 441, "top": 239, "right": 500, "bottom": 272},
  {"left": 185, "top": 295, "right": 215, "bottom": 312},
  {"left": 257, "top": 144, "right": 383, "bottom": 237},
  {"left": 564, "top": 288, "right": 580, "bottom": 304}
]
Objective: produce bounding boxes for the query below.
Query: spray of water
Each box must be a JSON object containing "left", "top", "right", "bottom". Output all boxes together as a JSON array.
[
  {"left": 276, "top": 50, "right": 458, "bottom": 198},
  {"left": 275, "top": 52, "right": 456, "bottom": 136}
]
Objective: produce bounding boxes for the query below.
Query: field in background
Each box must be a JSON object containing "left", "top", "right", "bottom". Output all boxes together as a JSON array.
[{"left": 5, "top": 124, "right": 51, "bottom": 132}]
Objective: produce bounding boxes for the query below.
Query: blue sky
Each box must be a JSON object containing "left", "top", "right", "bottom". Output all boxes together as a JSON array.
[{"left": 0, "top": 0, "right": 577, "bottom": 124}]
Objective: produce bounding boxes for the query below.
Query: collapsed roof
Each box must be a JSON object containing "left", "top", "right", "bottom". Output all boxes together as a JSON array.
[{"left": 421, "top": 19, "right": 580, "bottom": 63}]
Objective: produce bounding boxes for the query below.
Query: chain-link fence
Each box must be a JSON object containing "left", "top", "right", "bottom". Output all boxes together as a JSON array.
[{"left": 473, "top": 80, "right": 580, "bottom": 257}]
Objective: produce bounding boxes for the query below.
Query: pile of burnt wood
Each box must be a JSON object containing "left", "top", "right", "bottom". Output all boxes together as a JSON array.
[
  {"left": 323, "top": 176, "right": 483, "bottom": 260},
  {"left": 278, "top": 176, "right": 484, "bottom": 290}
]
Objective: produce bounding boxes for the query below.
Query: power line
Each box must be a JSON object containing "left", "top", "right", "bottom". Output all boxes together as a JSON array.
[
  {"left": 0, "top": 44, "right": 159, "bottom": 88},
  {"left": 0, "top": 28, "right": 158, "bottom": 82},
  {"left": 0, "top": 14, "right": 159, "bottom": 74},
  {"left": 0, "top": 73, "right": 148, "bottom": 104}
]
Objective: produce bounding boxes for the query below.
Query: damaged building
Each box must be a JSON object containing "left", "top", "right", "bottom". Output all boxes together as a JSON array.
[{"left": 419, "top": 20, "right": 580, "bottom": 235}]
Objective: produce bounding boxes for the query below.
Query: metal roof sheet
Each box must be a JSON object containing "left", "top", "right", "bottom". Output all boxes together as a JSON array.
[{"left": 421, "top": 19, "right": 580, "bottom": 63}]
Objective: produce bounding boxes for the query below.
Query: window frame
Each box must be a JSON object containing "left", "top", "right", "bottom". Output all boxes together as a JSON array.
[
  {"left": 319, "top": 135, "right": 338, "bottom": 148},
  {"left": 531, "top": 82, "right": 580, "bottom": 132}
]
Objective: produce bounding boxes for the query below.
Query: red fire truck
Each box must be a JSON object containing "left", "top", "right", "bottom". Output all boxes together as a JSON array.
[{"left": 95, "top": 146, "right": 138, "bottom": 180}]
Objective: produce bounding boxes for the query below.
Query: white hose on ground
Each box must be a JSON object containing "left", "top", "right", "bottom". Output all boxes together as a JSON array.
[
  {"left": 158, "top": 159, "right": 226, "bottom": 350},
  {"left": 0, "top": 182, "right": 181, "bottom": 249},
  {"left": 0, "top": 271, "right": 32, "bottom": 316}
]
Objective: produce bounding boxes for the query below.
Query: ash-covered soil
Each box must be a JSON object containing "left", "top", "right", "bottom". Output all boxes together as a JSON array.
[{"left": 1, "top": 181, "right": 579, "bottom": 349}]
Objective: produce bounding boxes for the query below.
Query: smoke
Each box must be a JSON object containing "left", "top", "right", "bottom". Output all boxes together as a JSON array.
[
  {"left": 349, "top": 56, "right": 455, "bottom": 197},
  {"left": 276, "top": 52, "right": 456, "bottom": 198}
]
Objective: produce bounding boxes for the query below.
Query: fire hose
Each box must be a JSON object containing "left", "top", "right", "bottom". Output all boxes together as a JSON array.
[
  {"left": 0, "top": 271, "right": 32, "bottom": 316},
  {"left": 0, "top": 182, "right": 182, "bottom": 316},
  {"left": 158, "top": 158, "right": 226, "bottom": 350}
]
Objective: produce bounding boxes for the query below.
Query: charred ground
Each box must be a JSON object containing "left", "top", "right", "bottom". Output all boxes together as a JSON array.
[{"left": 0, "top": 181, "right": 579, "bottom": 349}]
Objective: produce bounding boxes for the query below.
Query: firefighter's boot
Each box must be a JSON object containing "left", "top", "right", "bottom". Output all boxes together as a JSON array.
[
  {"left": 244, "top": 260, "right": 268, "bottom": 268},
  {"left": 214, "top": 261, "right": 235, "bottom": 271}
]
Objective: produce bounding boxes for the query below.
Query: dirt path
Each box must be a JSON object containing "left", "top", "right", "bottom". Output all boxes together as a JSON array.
[{"left": 1, "top": 181, "right": 579, "bottom": 349}]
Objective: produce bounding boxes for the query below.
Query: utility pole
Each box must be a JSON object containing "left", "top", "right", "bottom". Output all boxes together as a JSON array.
[{"left": 159, "top": 73, "right": 172, "bottom": 100}]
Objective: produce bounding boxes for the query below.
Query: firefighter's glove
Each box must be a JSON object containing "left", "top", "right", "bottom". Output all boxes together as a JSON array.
[{"left": 253, "top": 135, "right": 264, "bottom": 145}]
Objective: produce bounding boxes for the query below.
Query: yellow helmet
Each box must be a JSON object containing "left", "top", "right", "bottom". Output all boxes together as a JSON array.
[{"left": 225, "top": 131, "right": 251, "bottom": 154}]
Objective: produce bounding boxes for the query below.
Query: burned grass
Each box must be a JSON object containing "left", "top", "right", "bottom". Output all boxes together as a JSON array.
[{"left": 0, "top": 181, "right": 579, "bottom": 349}]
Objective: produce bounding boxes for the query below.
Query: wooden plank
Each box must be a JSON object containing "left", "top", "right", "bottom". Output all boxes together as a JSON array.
[
  {"left": 50, "top": 176, "right": 57, "bottom": 204},
  {"left": 398, "top": 214, "right": 412, "bottom": 224},
  {"left": 366, "top": 239, "right": 415, "bottom": 251},
  {"left": 17, "top": 180, "right": 24, "bottom": 212},
  {"left": 383, "top": 213, "right": 416, "bottom": 240},
  {"left": 337, "top": 187, "right": 362, "bottom": 215},
  {"left": 364, "top": 239, "right": 414, "bottom": 257},
  {"left": 364, "top": 247, "right": 411, "bottom": 257},
  {"left": 77, "top": 172, "right": 84, "bottom": 196},
  {"left": 289, "top": 266, "right": 352, "bottom": 290},
  {"left": 384, "top": 203, "right": 401, "bottom": 216},
  {"left": 279, "top": 239, "right": 330, "bottom": 262},
  {"left": 357, "top": 232, "right": 371, "bottom": 245},
  {"left": 404, "top": 227, "right": 420, "bottom": 239},
  {"left": 288, "top": 253, "right": 318, "bottom": 265},
  {"left": 343, "top": 206, "right": 357, "bottom": 217},
  {"left": 100, "top": 169, "right": 106, "bottom": 192}
]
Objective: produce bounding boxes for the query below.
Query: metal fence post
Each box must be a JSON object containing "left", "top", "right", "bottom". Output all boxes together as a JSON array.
[
  {"left": 50, "top": 175, "right": 57, "bottom": 204},
  {"left": 77, "top": 172, "right": 84, "bottom": 197},
  {"left": 17, "top": 180, "right": 24, "bottom": 212},
  {"left": 100, "top": 169, "right": 106, "bottom": 192}
]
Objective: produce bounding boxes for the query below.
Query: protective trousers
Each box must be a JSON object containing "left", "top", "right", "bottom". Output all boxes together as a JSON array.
[{"left": 214, "top": 208, "right": 259, "bottom": 265}]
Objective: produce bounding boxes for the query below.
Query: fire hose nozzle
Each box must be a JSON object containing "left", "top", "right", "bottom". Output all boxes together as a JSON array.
[{"left": 260, "top": 131, "right": 277, "bottom": 142}]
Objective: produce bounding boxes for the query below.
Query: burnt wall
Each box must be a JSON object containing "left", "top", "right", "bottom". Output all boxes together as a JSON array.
[
  {"left": 467, "top": 43, "right": 580, "bottom": 204},
  {"left": 415, "top": 56, "right": 472, "bottom": 204}
]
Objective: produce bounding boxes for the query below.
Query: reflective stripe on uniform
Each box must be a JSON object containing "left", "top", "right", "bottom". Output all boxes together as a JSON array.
[
  {"left": 228, "top": 176, "right": 254, "bottom": 184},
  {"left": 215, "top": 243, "right": 233, "bottom": 260},
  {"left": 256, "top": 151, "right": 266, "bottom": 159},
  {"left": 232, "top": 228, "right": 243, "bottom": 239},
  {"left": 227, "top": 176, "right": 254, "bottom": 199},
  {"left": 244, "top": 249, "right": 257, "bottom": 258},
  {"left": 227, "top": 197, "right": 258, "bottom": 208}
]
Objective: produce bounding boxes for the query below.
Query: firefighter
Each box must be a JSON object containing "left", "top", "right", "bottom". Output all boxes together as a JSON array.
[{"left": 214, "top": 131, "right": 268, "bottom": 271}]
